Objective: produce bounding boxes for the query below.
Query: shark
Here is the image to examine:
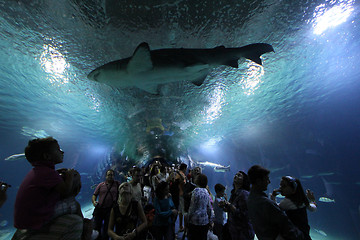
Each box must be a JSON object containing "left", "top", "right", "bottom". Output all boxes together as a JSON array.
[
  {"left": 87, "top": 42, "right": 274, "bottom": 94},
  {"left": 4, "top": 153, "right": 25, "bottom": 161},
  {"left": 197, "top": 161, "right": 230, "bottom": 172}
]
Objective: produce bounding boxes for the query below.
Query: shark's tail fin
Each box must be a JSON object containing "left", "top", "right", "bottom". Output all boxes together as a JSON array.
[{"left": 242, "top": 43, "right": 274, "bottom": 65}]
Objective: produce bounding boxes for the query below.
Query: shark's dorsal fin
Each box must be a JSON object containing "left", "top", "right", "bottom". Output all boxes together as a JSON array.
[{"left": 127, "top": 42, "right": 153, "bottom": 74}]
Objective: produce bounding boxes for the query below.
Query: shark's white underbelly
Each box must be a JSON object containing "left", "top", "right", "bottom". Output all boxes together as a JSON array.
[{"left": 99, "top": 64, "right": 212, "bottom": 88}]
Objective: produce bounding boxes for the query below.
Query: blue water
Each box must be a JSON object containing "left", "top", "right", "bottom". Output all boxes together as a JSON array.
[{"left": 1, "top": 0, "right": 360, "bottom": 239}]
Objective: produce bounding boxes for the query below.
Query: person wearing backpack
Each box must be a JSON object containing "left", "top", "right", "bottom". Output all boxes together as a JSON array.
[{"left": 92, "top": 169, "right": 120, "bottom": 240}]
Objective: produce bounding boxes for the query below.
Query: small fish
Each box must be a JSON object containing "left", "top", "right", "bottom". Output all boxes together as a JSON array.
[
  {"left": 314, "top": 229, "right": 327, "bottom": 237},
  {"left": 319, "top": 197, "right": 335, "bottom": 203},
  {"left": 305, "top": 149, "right": 321, "bottom": 156},
  {"left": 327, "top": 182, "right": 341, "bottom": 185},
  {"left": 4, "top": 153, "right": 25, "bottom": 161},
  {"left": 90, "top": 184, "right": 98, "bottom": 189},
  {"left": 85, "top": 208, "right": 94, "bottom": 213},
  {"left": 213, "top": 166, "right": 231, "bottom": 172},
  {"left": 318, "top": 172, "right": 335, "bottom": 176},
  {"left": 268, "top": 166, "right": 286, "bottom": 173},
  {"left": 300, "top": 175, "right": 314, "bottom": 179},
  {"left": 80, "top": 172, "right": 89, "bottom": 176},
  {"left": 275, "top": 194, "right": 285, "bottom": 199},
  {"left": 0, "top": 220, "right": 8, "bottom": 227},
  {"left": 197, "top": 161, "right": 229, "bottom": 169}
]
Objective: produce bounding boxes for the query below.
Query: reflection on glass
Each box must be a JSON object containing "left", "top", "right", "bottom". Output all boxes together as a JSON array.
[
  {"left": 241, "top": 61, "right": 264, "bottom": 95},
  {"left": 40, "top": 44, "right": 69, "bottom": 84},
  {"left": 312, "top": 0, "right": 354, "bottom": 35},
  {"left": 205, "top": 84, "right": 226, "bottom": 123}
]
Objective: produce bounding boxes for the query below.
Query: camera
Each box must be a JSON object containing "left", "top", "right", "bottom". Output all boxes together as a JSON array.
[{"left": 0, "top": 183, "right": 11, "bottom": 191}]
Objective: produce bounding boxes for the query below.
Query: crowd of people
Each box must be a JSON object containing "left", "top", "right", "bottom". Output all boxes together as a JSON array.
[{"left": 0, "top": 137, "right": 318, "bottom": 240}]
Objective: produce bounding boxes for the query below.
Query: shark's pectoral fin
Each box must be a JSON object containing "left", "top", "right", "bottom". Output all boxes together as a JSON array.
[
  {"left": 127, "top": 42, "right": 153, "bottom": 74},
  {"left": 225, "top": 59, "right": 239, "bottom": 68},
  {"left": 136, "top": 84, "right": 159, "bottom": 94},
  {"left": 244, "top": 54, "right": 262, "bottom": 65},
  {"left": 185, "top": 65, "right": 209, "bottom": 86},
  {"left": 242, "top": 43, "right": 274, "bottom": 66},
  {"left": 191, "top": 76, "right": 207, "bottom": 86}
]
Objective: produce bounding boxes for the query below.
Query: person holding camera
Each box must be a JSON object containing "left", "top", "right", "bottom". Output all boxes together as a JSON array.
[
  {"left": 270, "top": 176, "right": 317, "bottom": 240},
  {"left": 0, "top": 181, "right": 10, "bottom": 208},
  {"left": 219, "top": 171, "right": 254, "bottom": 240},
  {"left": 12, "top": 137, "right": 82, "bottom": 240}
]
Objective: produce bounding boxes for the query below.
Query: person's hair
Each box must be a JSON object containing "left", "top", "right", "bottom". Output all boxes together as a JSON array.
[
  {"left": 234, "top": 171, "right": 251, "bottom": 191},
  {"left": 214, "top": 183, "right": 225, "bottom": 194},
  {"left": 118, "top": 182, "right": 133, "bottom": 204},
  {"left": 179, "top": 163, "right": 187, "bottom": 171},
  {"left": 247, "top": 165, "right": 270, "bottom": 184},
  {"left": 155, "top": 181, "right": 168, "bottom": 199},
  {"left": 130, "top": 166, "right": 141, "bottom": 176},
  {"left": 196, "top": 173, "right": 208, "bottom": 188},
  {"left": 106, "top": 169, "right": 114, "bottom": 175},
  {"left": 58, "top": 169, "right": 81, "bottom": 197},
  {"left": 150, "top": 165, "right": 159, "bottom": 176},
  {"left": 282, "top": 176, "right": 309, "bottom": 207},
  {"left": 24, "top": 137, "right": 58, "bottom": 164},
  {"left": 160, "top": 165, "right": 166, "bottom": 173}
]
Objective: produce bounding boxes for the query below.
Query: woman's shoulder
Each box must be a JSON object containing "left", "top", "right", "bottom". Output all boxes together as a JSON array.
[{"left": 278, "top": 198, "right": 297, "bottom": 210}]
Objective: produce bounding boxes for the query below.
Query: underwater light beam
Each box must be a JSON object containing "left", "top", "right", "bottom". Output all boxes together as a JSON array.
[
  {"left": 312, "top": 1, "right": 354, "bottom": 35},
  {"left": 40, "top": 44, "right": 69, "bottom": 84}
]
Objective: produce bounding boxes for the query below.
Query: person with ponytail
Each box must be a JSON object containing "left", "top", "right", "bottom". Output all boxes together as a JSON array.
[{"left": 271, "top": 176, "right": 317, "bottom": 240}]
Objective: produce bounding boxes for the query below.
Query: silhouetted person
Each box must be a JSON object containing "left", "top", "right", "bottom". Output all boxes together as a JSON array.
[
  {"left": 92, "top": 169, "right": 120, "bottom": 240},
  {"left": 219, "top": 171, "right": 254, "bottom": 240},
  {"left": 247, "top": 165, "right": 305, "bottom": 240},
  {"left": 12, "top": 137, "right": 82, "bottom": 240},
  {"left": 0, "top": 181, "right": 10, "bottom": 208},
  {"left": 271, "top": 176, "right": 317, "bottom": 240},
  {"left": 187, "top": 173, "right": 214, "bottom": 240}
]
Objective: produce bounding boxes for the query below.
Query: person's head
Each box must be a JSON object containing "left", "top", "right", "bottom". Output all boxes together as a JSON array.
[
  {"left": 247, "top": 165, "right": 270, "bottom": 191},
  {"left": 155, "top": 181, "right": 169, "bottom": 199},
  {"left": 192, "top": 167, "right": 202, "bottom": 178},
  {"left": 58, "top": 169, "right": 81, "bottom": 197},
  {"left": 280, "top": 176, "right": 309, "bottom": 207},
  {"left": 233, "top": 171, "right": 250, "bottom": 191},
  {"left": 195, "top": 173, "right": 208, "bottom": 188},
  {"left": 150, "top": 165, "right": 159, "bottom": 176},
  {"left": 130, "top": 167, "right": 142, "bottom": 183},
  {"left": 214, "top": 183, "right": 226, "bottom": 197},
  {"left": 118, "top": 182, "right": 133, "bottom": 205},
  {"left": 25, "top": 137, "right": 64, "bottom": 165},
  {"left": 179, "top": 163, "right": 187, "bottom": 172},
  {"left": 160, "top": 165, "right": 166, "bottom": 174},
  {"left": 105, "top": 169, "right": 115, "bottom": 183}
]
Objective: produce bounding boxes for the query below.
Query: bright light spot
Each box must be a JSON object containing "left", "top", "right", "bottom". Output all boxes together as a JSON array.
[
  {"left": 205, "top": 84, "right": 226, "bottom": 123},
  {"left": 91, "top": 145, "right": 109, "bottom": 155},
  {"left": 85, "top": 91, "right": 102, "bottom": 112},
  {"left": 201, "top": 137, "right": 222, "bottom": 152},
  {"left": 40, "top": 44, "right": 69, "bottom": 84},
  {"left": 241, "top": 61, "right": 264, "bottom": 95},
  {"left": 312, "top": 0, "right": 354, "bottom": 35}
]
